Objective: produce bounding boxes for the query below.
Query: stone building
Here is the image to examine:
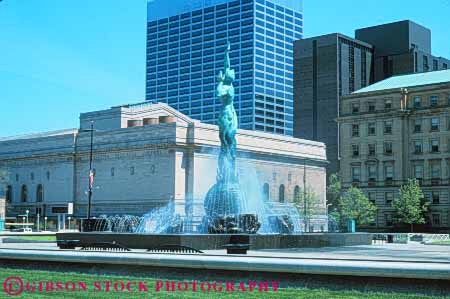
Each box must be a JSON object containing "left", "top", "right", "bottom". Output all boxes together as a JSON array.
[
  {"left": 338, "top": 69, "right": 450, "bottom": 230},
  {"left": 294, "top": 20, "right": 449, "bottom": 179},
  {"left": 0, "top": 102, "right": 328, "bottom": 231}
]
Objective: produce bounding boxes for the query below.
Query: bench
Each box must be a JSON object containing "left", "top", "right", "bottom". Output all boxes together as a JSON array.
[{"left": 57, "top": 239, "right": 80, "bottom": 249}]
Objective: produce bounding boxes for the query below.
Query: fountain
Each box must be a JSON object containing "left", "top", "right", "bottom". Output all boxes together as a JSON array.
[
  {"left": 56, "top": 42, "right": 373, "bottom": 250},
  {"left": 202, "top": 42, "right": 261, "bottom": 234}
]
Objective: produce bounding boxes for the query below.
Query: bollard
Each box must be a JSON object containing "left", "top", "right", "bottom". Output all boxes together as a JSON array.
[{"left": 347, "top": 219, "right": 355, "bottom": 233}]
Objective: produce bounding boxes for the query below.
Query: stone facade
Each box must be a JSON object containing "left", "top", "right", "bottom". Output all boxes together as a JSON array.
[
  {"left": 0, "top": 102, "right": 328, "bottom": 230},
  {"left": 338, "top": 79, "right": 450, "bottom": 230}
]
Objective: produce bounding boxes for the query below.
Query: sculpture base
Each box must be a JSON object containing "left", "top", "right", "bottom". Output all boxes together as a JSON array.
[
  {"left": 204, "top": 182, "right": 243, "bottom": 216},
  {"left": 202, "top": 214, "right": 261, "bottom": 234}
]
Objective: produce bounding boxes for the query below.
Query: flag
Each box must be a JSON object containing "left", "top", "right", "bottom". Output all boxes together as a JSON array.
[{"left": 89, "top": 169, "right": 95, "bottom": 189}]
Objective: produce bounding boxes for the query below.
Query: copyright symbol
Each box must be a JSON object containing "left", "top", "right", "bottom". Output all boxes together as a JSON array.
[{"left": 3, "top": 276, "right": 23, "bottom": 296}]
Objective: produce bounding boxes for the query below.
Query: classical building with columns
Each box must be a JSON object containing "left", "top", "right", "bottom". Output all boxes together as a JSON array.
[
  {"left": 0, "top": 102, "right": 328, "bottom": 231},
  {"left": 338, "top": 69, "right": 450, "bottom": 230}
]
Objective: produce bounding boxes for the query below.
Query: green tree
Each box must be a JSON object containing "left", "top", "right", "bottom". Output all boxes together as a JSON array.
[
  {"left": 338, "top": 187, "right": 377, "bottom": 228},
  {"left": 393, "top": 179, "right": 428, "bottom": 232},
  {"left": 293, "top": 186, "right": 322, "bottom": 232},
  {"left": 326, "top": 173, "right": 341, "bottom": 211}
]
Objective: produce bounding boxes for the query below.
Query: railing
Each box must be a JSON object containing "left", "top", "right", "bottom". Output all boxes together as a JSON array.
[{"left": 372, "top": 233, "right": 450, "bottom": 244}]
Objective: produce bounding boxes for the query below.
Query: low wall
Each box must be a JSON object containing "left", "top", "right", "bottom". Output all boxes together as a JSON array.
[{"left": 56, "top": 233, "right": 372, "bottom": 250}]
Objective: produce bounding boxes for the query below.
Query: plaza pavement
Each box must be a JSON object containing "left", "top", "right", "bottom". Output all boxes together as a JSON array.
[{"left": 0, "top": 241, "right": 448, "bottom": 280}]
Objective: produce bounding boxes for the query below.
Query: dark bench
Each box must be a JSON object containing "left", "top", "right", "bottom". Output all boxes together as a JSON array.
[
  {"left": 57, "top": 239, "right": 80, "bottom": 249},
  {"left": 223, "top": 235, "right": 250, "bottom": 254}
]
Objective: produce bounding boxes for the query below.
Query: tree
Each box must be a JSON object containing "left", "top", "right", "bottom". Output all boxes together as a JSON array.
[
  {"left": 293, "top": 186, "right": 322, "bottom": 232},
  {"left": 393, "top": 179, "right": 428, "bottom": 232},
  {"left": 326, "top": 173, "right": 341, "bottom": 211},
  {"left": 338, "top": 187, "right": 377, "bottom": 227}
]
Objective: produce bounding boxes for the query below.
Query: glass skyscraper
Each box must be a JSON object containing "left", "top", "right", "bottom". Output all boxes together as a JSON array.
[{"left": 146, "top": 0, "right": 303, "bottom": 135}]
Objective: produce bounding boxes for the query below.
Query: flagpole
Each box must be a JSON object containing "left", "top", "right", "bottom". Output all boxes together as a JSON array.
[{"left": 87, "top": 121, "right": 94, "bottom": 219}]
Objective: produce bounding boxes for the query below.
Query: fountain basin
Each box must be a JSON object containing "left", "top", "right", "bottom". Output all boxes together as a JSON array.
[{"left": 56, "top": 232, "right": 372, "bottom": 250}]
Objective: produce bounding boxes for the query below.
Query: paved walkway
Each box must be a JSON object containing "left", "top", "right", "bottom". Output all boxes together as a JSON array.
[
  {"left": 0, "top": 242, "right": 448, "bottom": 280},
  {"left": 0, "top": 241, "right": 448, "bottom": 263}
]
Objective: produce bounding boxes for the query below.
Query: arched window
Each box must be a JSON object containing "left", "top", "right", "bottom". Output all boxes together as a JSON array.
[
  {"left": 279, "top": 184, "right": 285, "bottom": 203},
  {"left": 21, "top": 185, "right": 28, "bottom": 202},
  {"left": 294, "top": 185, "right": 301, "bottom": 202},
  {"left": 36, "top": 184, "right": 44, "bottom": 202},
  {"left": 5, "top": 185, "right": 12, "bottom": 203},
  {"left": 263, "top": 183, "right": 270, "bottom": 201}
]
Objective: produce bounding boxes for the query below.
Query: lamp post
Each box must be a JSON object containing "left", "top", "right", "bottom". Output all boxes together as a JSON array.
[
  {"left": 79, "top": 121, "right": 96, "bottom": 219},
  {"left": 68, "top": 216, "right": 71, "bottom": 230},
  {"left": 303, "top": 159, "right": 307, "bottom": 232},
  {"left": 44, "top": 216, "right": 48, "bottom": 231},
  {"left": 36, "top": 213, "right": 40, "bottom": 232},
  {"left": 22, "top": 216, "right": 25, "bottom": 228},
  {"left": 25, "top": 210, "right": 29, "bottom": 230}
]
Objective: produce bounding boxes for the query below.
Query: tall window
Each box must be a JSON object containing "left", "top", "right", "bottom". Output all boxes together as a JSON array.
[
  {"left": 413, "top": 96, "right": 421, "bottom": 108},
  {"left": 383, "top": 121, "right": 392, "bottom": 134},
  {"left": 293, "top": 185, "right": 300, "bottom": 202},
  {"left": 384, "top": 164, "right": 394, "bottom": 180},
  {"left": 384, "top": 99, "right": 392, "bottom": 110},
  {"left": 414, "top": 119, "right": 422, "bottom": 133},
  {"left": 414, "top": 164, "right": 423, "bottom": 180},
  {"left": 432, "top": 191, "right": 440, "bottom": 204},
  {"left": 385, "top": 213, "right": 393, "bottom": 226},
  {"left": 368, "top": 143, "right": 376, "bottom": 156},
  {"left": 351, "top": 144, "right": 360, "bottom": 157},
  {"left": 36, "top": 184, "right": 44, "bottom": 202},
  {"left": 351, "top": 166, "right": 361, "bottom": 182},
  {"left": 368, "top": 165, "right": 377, "bottom": 181},
  {"left": 431, "top": 117, "right": 440, "bottom": 131},
  {"left": 5, "top": 185, "right": 12, "bottom": 203},
  {"left": 368, "top": 122, "right": 376, "bottom": 135},
  {"left": 385, "top": 192, "right": 393, "bottom": 206},
  {"left": 430, "top": 162, "right": 441, "bottom": 179},
  {"left": 414, "top": 140, "right": 423, "bottom": 154},
  {"left": 432, "top": 214, "right": 441, "bottom": 226},
  {"left": 351, "top": 124, "right": 359, "bottom": 137},
  {"left": 279, "top": 184, "right": 285, "bottom": 203},
  {"left": 430, "top": 95, "right": 438, "bottom": 107},
  {"left": 384, "top": 142, "right": 393, "bottom": 155},
  {"left": 263, "top": 183, "right": 269, "bottom": 201},
  {"left": 351, "top": 102, "right": 360, "bottom": 114},
  {"left": 431, "top": 139, "right": 440, "bottom": 153},
  {"left": 368, "top": 101, "right": 376, "bottom": 112},
  {"left": 20, "top": 185, "right": 28, "bottom": 202}
]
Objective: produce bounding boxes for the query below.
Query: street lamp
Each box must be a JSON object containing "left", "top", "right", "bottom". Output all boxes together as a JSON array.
[
  {"left": 36, "top": 213, "right": 40, "bottom": 232},
  {"left": 79, "top": 121, "right": 96, "bottom": 219},
  {"left": 22, "top": 216, "right": 25, "bottom": 228},
  {"left": 44, "top": 216, "right": 48, "bottom": 231},
  {"left": 68, "top": 216, "right": 71, "bottom": 230},
  {"left": 25, "top": 210, "right": 29, "bottom": 230}
]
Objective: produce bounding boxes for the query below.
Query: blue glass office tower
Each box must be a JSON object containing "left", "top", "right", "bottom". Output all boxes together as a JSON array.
[{"left": 146, "top": 0, "right": 303, "bottom": 135}]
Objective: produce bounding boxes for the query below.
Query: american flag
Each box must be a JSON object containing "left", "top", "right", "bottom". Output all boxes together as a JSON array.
[{"left": 89, "top": 169, "right": 95, "bottom": 189}]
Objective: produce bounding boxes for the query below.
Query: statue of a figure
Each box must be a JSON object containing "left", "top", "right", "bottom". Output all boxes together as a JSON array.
[
  {"left": 202, "top": 42, "right": 260, "bottom": 233},
  {"left": 216, "top": 42, "right": 238, "bottom": 184}
]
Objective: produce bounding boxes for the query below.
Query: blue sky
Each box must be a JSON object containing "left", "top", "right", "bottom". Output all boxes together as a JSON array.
[{"left": 1, "top": 0, "right": 449, "bottom": 137}]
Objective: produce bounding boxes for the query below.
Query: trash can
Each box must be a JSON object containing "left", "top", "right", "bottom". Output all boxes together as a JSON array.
[
  {"left": 347, "top": 219, "right": 355, "bottom": 233},
  {"left": 387, "top": 234, "right": 394, "bottom": 243},
  {"left": 0, "top": 219, "right": 4, "bottom": 232}
]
